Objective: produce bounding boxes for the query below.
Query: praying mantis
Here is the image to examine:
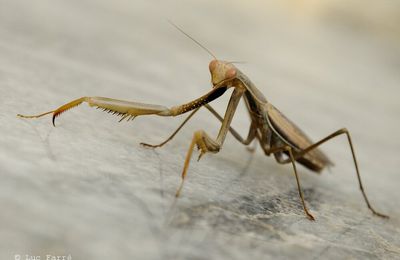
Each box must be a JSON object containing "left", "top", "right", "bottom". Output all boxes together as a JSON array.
[{"left": 18, "top": 24, "right": 388, "bottom": 220}]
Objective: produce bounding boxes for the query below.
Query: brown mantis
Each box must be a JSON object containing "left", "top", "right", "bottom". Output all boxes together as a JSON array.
[{"left": 18, "top": 24, "right": 388, "bottom": 221}]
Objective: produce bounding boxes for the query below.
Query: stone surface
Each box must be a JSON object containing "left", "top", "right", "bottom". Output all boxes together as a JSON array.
[{"left": 1, "top": 1, "right": 399, "bottom": 259}]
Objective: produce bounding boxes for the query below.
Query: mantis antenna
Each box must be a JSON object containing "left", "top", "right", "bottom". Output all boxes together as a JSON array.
[{"left": 168, "top": 20, "right": 217, "bottom": 60}]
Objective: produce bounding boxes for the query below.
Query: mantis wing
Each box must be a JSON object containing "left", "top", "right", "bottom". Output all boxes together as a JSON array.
[{"left": 268, "top": 105, "right": 333, "bottom": 172}]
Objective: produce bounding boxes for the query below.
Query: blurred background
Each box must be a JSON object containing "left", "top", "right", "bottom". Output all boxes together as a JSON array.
[{"left": 0, "top": 0, "right": 399, "bottom": 259}]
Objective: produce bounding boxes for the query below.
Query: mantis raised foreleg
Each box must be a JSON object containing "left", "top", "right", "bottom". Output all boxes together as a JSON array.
[
  {"left": 18, "top": 85, "right": 229, "bottom": 125},
  {"left": 18, "top": 84, "right": 250, "bottom": 198}
]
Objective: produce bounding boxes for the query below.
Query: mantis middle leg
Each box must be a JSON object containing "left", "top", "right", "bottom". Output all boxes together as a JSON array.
[
  {"left": 140, "top": 104, "right": 256, "bottom": 148},
  {"left": 264, "top": 145, "right": 315, "bottom": 220}
]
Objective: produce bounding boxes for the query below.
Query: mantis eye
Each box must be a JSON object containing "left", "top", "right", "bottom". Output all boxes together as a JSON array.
[
  {"left": 225, "top": 68, "right": 237, "bottom": 79},
  {"left": 209, "top": 60, "right": 218, "bottom": 72}
]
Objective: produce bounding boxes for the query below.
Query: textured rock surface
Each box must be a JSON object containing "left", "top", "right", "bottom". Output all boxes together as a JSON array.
[{"left": 1, "top": 1, "right": 399, "bottom": 259}]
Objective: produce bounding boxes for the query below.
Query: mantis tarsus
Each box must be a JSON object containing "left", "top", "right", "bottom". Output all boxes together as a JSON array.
[{"left": 18, "top": 24, "right": 388, "bottom": 221}]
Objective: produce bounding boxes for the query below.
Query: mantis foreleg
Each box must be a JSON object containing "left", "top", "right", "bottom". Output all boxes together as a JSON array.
[{"left": 175, "top": 87, "right": 245, "bottom": 197}]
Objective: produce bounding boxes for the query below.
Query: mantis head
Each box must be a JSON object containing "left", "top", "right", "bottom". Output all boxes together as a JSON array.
[{"left": 209, "top": 59, "right": 237, "bottom": 87}]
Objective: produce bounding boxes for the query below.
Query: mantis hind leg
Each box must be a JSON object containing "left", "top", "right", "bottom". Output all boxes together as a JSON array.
[{"left": 276, "top": 128, "right": 388, "bottom": 218}]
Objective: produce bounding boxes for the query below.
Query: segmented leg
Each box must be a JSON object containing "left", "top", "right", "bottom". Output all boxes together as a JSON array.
[
  {"left": 17, "top": 85, "right": 248, "bottom": 198},
  {"left": 175, "top": 88, "right": 245, "bottom": 197},
  {"left": 263, "top": 145, "right": 315, "bottom": 220},
  {"left": 205, "top": 104, "right": 257, "bottom": 146},
  {"left": 140, "top": 108, "right": 201, "bottom": 148},
  {"left": 17, "top": 85, "right": 228, "bottom": 126},
  {"left": 275, "top": 128, "right": 388, "bottom": 218},
  {"left": 18, "top": 97, "right": 172, "bottom": 126},
  {"left": 141, "top": 104, "right": 256, "bottom": 148}
]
